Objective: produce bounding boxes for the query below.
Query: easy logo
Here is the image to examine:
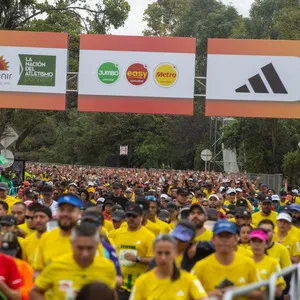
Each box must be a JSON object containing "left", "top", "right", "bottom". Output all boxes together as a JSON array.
[
  {"left": 98, "top": 62, "right": 119, "bottom": 85},
  {"left": 154, "top": 63, "right": 178, "bottom": 87},
  {"left": 126, "top": 63, "right": 148, "bottom": 86}
]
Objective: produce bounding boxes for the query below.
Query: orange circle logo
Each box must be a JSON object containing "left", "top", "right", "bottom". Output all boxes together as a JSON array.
[
  {"left": 126, "top": 63, "right": 148, "bottom": 86},
  {"left": 154, "top": 63, "right": 178, "bottom": 87}
]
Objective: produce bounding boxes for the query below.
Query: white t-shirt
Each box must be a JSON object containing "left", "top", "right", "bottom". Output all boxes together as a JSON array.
[{"left": 39, "top": 199, "right": 58, "bottom": 218}]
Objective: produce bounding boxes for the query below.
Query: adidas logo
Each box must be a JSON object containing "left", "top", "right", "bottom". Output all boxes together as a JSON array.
[{"left": 236, "top": 63, "right": 287, "bottom": 94}]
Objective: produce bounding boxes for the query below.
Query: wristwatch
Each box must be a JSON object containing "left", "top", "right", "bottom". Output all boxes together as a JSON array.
[{"left": 136, "top": 256, "right": 141, "bottom": 263}]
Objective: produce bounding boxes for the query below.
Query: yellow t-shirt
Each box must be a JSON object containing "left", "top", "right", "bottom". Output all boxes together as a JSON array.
[
  {"left": 169, "top": 221, "right": 177, "bottom": 230},
  {"left": 113, "top": 225, "right": 155, "bottom": 291},
  {"left": 4, "top": 196, "right": 20, "bottom": 213},
  {"left": 267, "top": 241, "right": 291, "bottom": 269},
  {"left": 148, "top": 218, "right": 171, "bottom": 234},
  {"left": 104, "top": 220, "right": 114, "bottom": 232},
  {"left": 192, "top": 253, "right": 258, "bottom": 298},
  {"left": 194, "top": 229, "right": 213, "bottom": 242},
  {"left": 238, "top": 243, "right": 252, "bottom": 252},
  {"left": 34, "top": 227, "right": 104, "bottom": 270},
  {"left": 274, "top": 232, "right": 300, "bottom": 257},
  {"left": 144, "top": 220, "right": 161, "bottom": 236},
  {"left": 130, "top": 269, "right": 207, "bottom": 300},
  {"left": 22, "top": 232, "right": 41, "bottom": 267},
  {"left": 251, "top": 211, "right": 278, "bottom": 227},
  {"left": 237, "top": 245, "right": 253, "bottom": 257},
  {"left": 253, "top": 255, "right": 285, "bottom": 289},
  {"left": 18, "top": 222, "right": 35, "bottom": 237},
  {"left": 35, "top": 253, "right": 116, "bottom": 299}
]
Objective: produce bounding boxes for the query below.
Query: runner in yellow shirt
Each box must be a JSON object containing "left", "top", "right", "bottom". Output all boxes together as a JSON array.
[
  {"left": 22, "top": 206, "right": 52, "bottom": 267},
  {"left": 0, "top": 182, "right": 19, "bottom": 213},
  {"left": 249, "top": 229, "right": 285, "bottom": 297},
  {"left": 30, "top": 222, "right": 116, "bottom": 299},
  {"left": 274, "top": 212, "right": 300, "bottom": 263},
  {"left": 188, "top": 204, "right": 213, "bottom": 242},
  {"left": 112, "top": 203, "right": 155, "bottom": 299},
  {"left": 192, "top": 220, "right": 260, "bottom": 299},
  {"left": 252, "top": 197, "right": 277, "bottom": 227},
  {"left": 130, "top": 234, "right": 208, "bottom": 300}
]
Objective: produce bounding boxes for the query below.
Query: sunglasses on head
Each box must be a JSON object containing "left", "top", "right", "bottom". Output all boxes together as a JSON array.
[
  {"left": 145, "top": 195, "right": 157, "bottom": 201},
  {"left": 25, "top": 215, "right": 34, "bottom": 220}
]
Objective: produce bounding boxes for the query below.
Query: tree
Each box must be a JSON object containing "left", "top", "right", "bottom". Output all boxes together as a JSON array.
[{"left": 283, "top": 149, "right": 300, "bottom": 187}]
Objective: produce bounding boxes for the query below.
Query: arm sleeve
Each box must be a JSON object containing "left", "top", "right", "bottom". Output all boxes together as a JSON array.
[
  {"left": 6, "top": 258, "right": 22, "bottom": 290},
  {"left": 102, "top": 241, "right": 122, "bottom": 277},
  {"left": 280, "top": 246, "right": 292, "bottom": 269},
  {"left": 34, "top": 262, "right": 54, "bottom": 291},
  {"left": 33, "top": 237, "right": 45, "bottom": 271},
  {"left": 189, "top": 275, "right": 208, "bottom": 299}
]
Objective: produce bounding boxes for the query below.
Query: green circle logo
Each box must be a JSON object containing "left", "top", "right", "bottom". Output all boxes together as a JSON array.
[{"left": 98, "top": 62, "right": 119, "bottom": 84}]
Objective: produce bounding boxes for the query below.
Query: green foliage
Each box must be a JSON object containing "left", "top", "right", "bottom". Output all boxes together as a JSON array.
[{"left": 283, "top": 149, "right": 300, "bottom": 187}]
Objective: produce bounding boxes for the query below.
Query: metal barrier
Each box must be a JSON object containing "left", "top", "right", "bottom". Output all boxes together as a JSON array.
[{"left": 223, "top": 263, "right": 300, "bottom": 300}]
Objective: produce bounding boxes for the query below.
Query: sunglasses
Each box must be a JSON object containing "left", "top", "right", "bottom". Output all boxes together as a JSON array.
[
  {"left": 145, "top": 195, "right": 157, "bottom": 201},
  {"left": 25, "top": 215, "right": 34, "bottom": 220}
]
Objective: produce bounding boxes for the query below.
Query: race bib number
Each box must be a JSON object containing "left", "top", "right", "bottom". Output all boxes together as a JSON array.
[
  {"left": 59, "top": 280, "right": 76, "bottom": 300},
  {"left": 120, "top": 246, "right": 137, "bottom": 267}
]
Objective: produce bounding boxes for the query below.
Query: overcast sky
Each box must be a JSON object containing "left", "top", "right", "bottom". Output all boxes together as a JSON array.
[{"left": 110, "top": 0, "right": 255, "bottom": 36}]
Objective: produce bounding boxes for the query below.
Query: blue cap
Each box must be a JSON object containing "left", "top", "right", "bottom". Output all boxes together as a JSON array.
[
  {"left": 213, "top": 220, "right": 237, "bottom": 236},
  {"left": 57, "top": 194, "right": 82, "bottom": 208},
  {"left": 171, "top": 224, "right": 195, "bottom": 242},
  {"left": 291, "top": 204, "right": 300, "bottom": 212}
]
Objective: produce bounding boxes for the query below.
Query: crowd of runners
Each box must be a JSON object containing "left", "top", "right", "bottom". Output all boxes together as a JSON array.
[{"left": 0, "top": 163, "right": 299, "bottom": 299}]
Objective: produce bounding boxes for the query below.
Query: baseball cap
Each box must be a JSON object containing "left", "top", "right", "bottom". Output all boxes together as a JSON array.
[
  {"left": 112, "top": 182, "right": 121, "bottom": 189},
  {"left": 235, "top": 209, "right": 251, "bottom": 218},
  {"left": 271, "top": 195, "right": 280, "bottom": 202},
  {"left": 41, "top": 185, "right": 53, "bottom": 195},
  {"left": 160, "top": 194, "right": 169, "bottom": 200},
  {"left": 177, "top": 188, "right": 189, "bottom": 196},
  {"left": 189, "top": 204, "right": 207, "bottom": 215},
  {"left": 82, "top": 211, "right": 103, "bottom": 225},
  {"left": 166, "top": 202, "right": 177, "bottom": 212},
  {"left": 69, "top": 183, "right": 78, "bottom": 189},
  {"left": 226, "top": 188, "right": 236, "bottom": 195},
  {"left": 276, "top": 212, "right": 292, "bottom": 223},
  {"left": 24, "top": 188, "right": 34, "bottom": 196},
  {"left": 236, "top": 199, "right": 248, "bottom": 207},
  {"left": 0, "top": 232, "right": 19, "bottom": 256},
  {"left": 279, "top": 190, "right": 287, "bottom": 199},
  {"left": 262, "top": 197, "right": 272, "bottom": 204},
  {"left": 213, "top": 219, "right": 237, "bottom": 235},
  {"left": 87, "top": 187, "right": 95, "bottom": 193},
  {"left": 125, "top": 188, "right": 132, "bottom": 193},
  {"left": 112, "top": 210, "right": 126, "bottom": 221},
  {"left": 57, "top": 194, "right": 82, "bottom": 208},
  {"left": 236, "top": 188, "right": 243, "bottom": 193},
  {"left": 249, "top": 229, "right": 268, "bottom": 241},
  {"left": 0, "top": 215, "right": 17, "bottom": 226},
  {"left": 103, "top": 199, "right": 115, "bottom": 207},
  {"left": 125, "top": 204, "right": 143, "bottom": 216},
  {"left": 290, "top": 204, "right": 300, "bottom": 212},
  {"left": 292, "top": 189, "right": 299, "bottom": 195},
  {"left": 158, "top": 209, "right": 170, "bottom": 222},
  {"left": 87, "top": 181, "right": 94, "bottom": 186},
  {"left": 0, "top": 183, "right": 8, "bottom": 191},
  {"left": 171, "top": 224, "right": 195, "bottom": 242},
  {"left": 208, "top": 194, "right": 219, "bottom": 201}
]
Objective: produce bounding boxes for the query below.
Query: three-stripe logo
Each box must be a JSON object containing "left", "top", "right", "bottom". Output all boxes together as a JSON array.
[{"left": 235, "top": 63, "right": 288, "bottom": 94}]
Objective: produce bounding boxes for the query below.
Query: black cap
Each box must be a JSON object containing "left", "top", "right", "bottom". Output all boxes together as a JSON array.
[
  {"left": 41, "top": 185, "right": 53, "bottom": 195},
  {"left": 262, "top": 197, "right": 272, "bottom": 204},
  {"left": 257, "top": 193, "right": 266, "bottom": 201},
  {"left": 190, "top": 204, "right": 207, "bottom": 215},
  {"left": 82, "top": 211, "right": 103, "bottom": 224},
  {"left": 177, "top": 188, "right": 189, "bottom": 196},
  {"left": 125, "top": 203, "right": 143, "bottom": 216},
  {"left": 235, "top": 209, "right": 251, "bottom": 218},
  {"left": 112, "top": 182, "right": 121, "bottom": 189},
  {"left": 103, "top": 199, "right": 115, "bottom": 207},
  {"left": 236, "top": 199, "right": 248, "bottom": 207},
  {"left": 0, "top": 215, "right": 17, "bottom": 226},
  {"left": 24, "top": 188, "right": 34, "bottom": 196},
  {"left": 158, "top": 209, "right": 170, "bottom": 222},
  {"left": 112, "top": 210, "right": 126, "bottom": 221},
  {"left": 166, "top": 201, "right": 177, "bottom": 212},
  {"left": 0, "top": 232, "right": 19, "bottom": 257}
]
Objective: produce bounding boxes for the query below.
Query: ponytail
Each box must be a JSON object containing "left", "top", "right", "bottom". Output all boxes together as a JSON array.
[{"left": 171, "top": 261, "right": 180, "bottom": 282}]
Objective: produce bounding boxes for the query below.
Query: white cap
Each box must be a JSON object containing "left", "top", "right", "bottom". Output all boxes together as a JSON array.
[
  {"left": 271, "top": 194, "right": 280, "bottom": 201},
  {"left": 292, "top": 189, "right": 299, "bottom": 195},
  {"left": 276, "top": 213, "right": 292, "bottom": 223},
  {"left": 88, "top": 181, "right": 94, "bottom": 186},
  {"left": 236, "top": 188, "right": 243, "bottom": 193},
  {"left": 160, "top": 194, "right": 169, "bottom": 200},
  {"left": 97, "top": 197, "right": 105, "bottom": 203},
  {"left": 125, "top": 188, "right": 132, "bottom": 193},
  {"left": 219, "top": 186, "right": 225, "bottom": 192},
  {"left": 208, "top": 194, "right": 219, "bottom": 201},
  {"left": 226, "top": 188, "right": 236, "bottom": 194}
]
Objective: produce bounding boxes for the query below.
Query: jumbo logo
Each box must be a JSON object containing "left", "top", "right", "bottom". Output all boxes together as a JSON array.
[
  {"left": 126, "top": 63, "right": 148, "bottom": 86},
  {"left": 154, "top": 63, "right": 178, "bottom": 87}
]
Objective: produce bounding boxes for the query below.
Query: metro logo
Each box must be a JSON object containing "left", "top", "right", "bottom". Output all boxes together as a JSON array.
[{"left": 154, "top": 63, "right": 178, "bottom": 87}]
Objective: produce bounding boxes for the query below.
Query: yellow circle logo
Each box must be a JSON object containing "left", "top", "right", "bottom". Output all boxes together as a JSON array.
[{"left": 154, "top": 63, "right": 178, "bottom": 87}]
